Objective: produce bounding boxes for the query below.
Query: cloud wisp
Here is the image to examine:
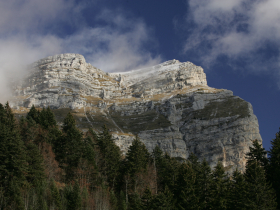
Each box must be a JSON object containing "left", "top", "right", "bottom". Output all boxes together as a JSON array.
[
  {"left": 184, "top": 0, "right": 280, "bottom": 83},
  {"left": 0, "top": 0, "right": 161, "bottom": 102}
]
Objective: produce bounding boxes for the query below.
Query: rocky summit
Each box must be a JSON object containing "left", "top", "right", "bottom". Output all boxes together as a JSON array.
[{"left": 10, "top": 53, "right": 262, "bottom": 173}]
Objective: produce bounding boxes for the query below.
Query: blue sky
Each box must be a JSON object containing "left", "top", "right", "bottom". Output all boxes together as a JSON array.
[{"left": 0, "top": 0, "right": 279, "bottom": 150}]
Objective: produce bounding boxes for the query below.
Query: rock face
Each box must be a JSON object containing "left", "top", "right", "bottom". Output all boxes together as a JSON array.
[{"left": 10, "top": 53, "right": 262, "bottom": 173}]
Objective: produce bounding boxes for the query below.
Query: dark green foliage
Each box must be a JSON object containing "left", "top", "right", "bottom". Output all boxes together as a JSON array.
[
  {"left": 246, "top": 139, "right": 268, "bottom": 168},
  {"left": 176, "top": 162, "right": 198, "bottom": 210},
  {"left": 50, "top": 179, "right": 62, "bottom": 210},
  {"left": 154, "top": 152, "right": 180, "bottom": 192},
  {"left": 244, "top": 160, "right": 277, "bottom": 209},
  {"left": 118, "top": 191, "right": 128, "bottom": 210},
  {"left": 128, "top": 193, "right": 142, "bottom": 210},
  {"left": 2, "top": 102, "right": 280, "bottom": 209},
  {"left": 268, "top": 129, "right": 280, "bottom": 208},
  {"left": 25, "top": 142, "right": 45, "bottom": 184},
  {"left": 244, "top": 141, "right": 277, "bottom": 210},
  {"left": 228, "top": 169, "right": 248, "bottom": 210},
  {"left": 0, "top": 103, "right": 26, "bottom": 209},
  {"left": 65, "top": 181, "right": 82, "bottom": 210},
  {"left": 53, "top": 112, "right": 83, "bottom": 181},
  {"left": 125, "top": 136, "right": 150, "bottom": 178},
  {"left": 209, "top": 162, "right": 230, "bottom": 210},
  {"left": 149, "top": 186, "right": 174, "bottom": 210},
  {"left": 141, "top": 187, "right": 152, "bottom": 209},
  {"left": 97, "top": 125, "right": 121, "bottom": 188},
  {"left": 26, "top": 104, "right": 40, "bottom": 123}
]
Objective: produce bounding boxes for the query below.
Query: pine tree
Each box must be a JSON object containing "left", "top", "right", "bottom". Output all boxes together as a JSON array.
[
  {"left": 65, "top": 181, "right": 82, "bottom": 210},
  {"left": 209, "top": 162, "right": 230, "bottom": 210},
  {"left": 141, "top": 187, "right": 152, "bottom": 209},
  {"left": 26, "top": 105, "right": 40, "bottom": 124},
  {"left": 0, "top": 103, "right": 26, "bottom": 209},
  {"left": 268, "top": 129, "right": 280, "bottom": 208},
  {"left": 124, "top": 136, "right": 150, "bottom": 192},
  {"left": 155, "top": 152, "right": 180, "bottom": 192},
  {"left": 176, "top": 162, "right": 198, "bottom": 210},
  {"left": 128, "top": 192, "right": 142, "bottom": 210},
  {"left": 118, "top": 191, "right": 128, "bottom": 210},
  {"left": 244, "top": 160, "right": 277, "bottom": 210},
  {"left": 97, "top": 125, "right": 121, "bottom": 188},
  {"left": 228, "top": 169, "right": 247, "bottom": 210},
  {"left": 53, "top": 112, "right": 83, "bottom": 181},
  {"left": 125, "top": 136, "right": 150, "bottom": 178},
  {"left": 25, "top": 142, "right": 45, "bottom": 184},
  {"left": 50, "top": 179, "right": 62, "bottom": 210},
  {"left": 149, "top": 186, "right": 174, "bottom": 210},
  {"left": 196, "top": 159, "right": 212, "bottom": 210},
  {"left": 246, "top": 139, "right": 268, "bottom": 168},
  {"left": 244, "top": 140, "right": 277, "bottom": 210}
]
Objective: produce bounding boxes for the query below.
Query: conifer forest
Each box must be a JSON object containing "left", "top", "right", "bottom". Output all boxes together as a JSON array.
[{"left": 0, "top": 102, "right": 279, "bottom": 210}]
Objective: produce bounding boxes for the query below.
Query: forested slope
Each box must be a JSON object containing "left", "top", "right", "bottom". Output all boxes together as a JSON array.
[{"left": 0, "top": 103, "right": 279, "bottom": 210}]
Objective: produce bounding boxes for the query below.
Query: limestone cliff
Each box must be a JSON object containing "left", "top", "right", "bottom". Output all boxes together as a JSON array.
[{"left": 10, "top": 53, "right": 262, "bottom": 173}]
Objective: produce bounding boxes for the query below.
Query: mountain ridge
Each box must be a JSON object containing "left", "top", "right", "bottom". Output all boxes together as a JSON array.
[{"left": 10, "top": 53, "right": 262, "bottom": 173}]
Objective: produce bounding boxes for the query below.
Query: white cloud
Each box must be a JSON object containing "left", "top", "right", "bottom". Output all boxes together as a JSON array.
[
  {"left": 62, "top": 11, "right": 161, "bottom": 72},
  {"left": 0, "top": 1, "right": 161, "bottom": 102},
  {"left": 184, "top": 0, "right": 280, "bottom": 79}
]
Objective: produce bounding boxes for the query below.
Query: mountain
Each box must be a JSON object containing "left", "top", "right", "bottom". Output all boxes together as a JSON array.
[{"left": 10, "top": 53, "right": 262, "bottom": 173}]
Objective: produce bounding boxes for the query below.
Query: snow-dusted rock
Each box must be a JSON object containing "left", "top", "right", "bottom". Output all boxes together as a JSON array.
[{"left": 10, "top": 53, "right": 262, "bottom": 173}]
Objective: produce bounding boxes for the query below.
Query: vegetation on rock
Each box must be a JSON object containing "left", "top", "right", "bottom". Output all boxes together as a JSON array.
[{"left": 0, "top": 103, "right": 279, "bottom": 209}]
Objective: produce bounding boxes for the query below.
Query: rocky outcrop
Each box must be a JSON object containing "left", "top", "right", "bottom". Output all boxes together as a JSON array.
[{"left": 10, "top": 53, "right": 262, "bottom": 173}]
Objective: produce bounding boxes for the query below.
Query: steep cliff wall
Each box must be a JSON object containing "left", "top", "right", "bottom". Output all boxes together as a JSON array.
[{"left": 10, "top": 53, "right": 262, "bottom": 173}]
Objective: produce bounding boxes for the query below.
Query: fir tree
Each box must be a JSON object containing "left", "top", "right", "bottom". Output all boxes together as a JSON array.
[
  {"left": 150, "top": 186, "right": 174, "bottom": 210},
  {"left": 128, "top": 193, "right": 142, "bottom": 210},
  {"left": 97, "top": 125, "right": 121, "bottom": 188},
  {"left": 209, "top": 162, "right": 230, "bottom": 210},
  {"left": 196, "top": 159, "right": 212, "bottom": 210},
  {"left": 268, "top": 129, "right": 280, "bottom": 208},
  {"left": 246, "top": 139, "right": 268, "bottom": 168},
  {"left": 65, "top": 181, "right": 82, "bottom": 210},
  {"left": 125, "top": 136, "right": 150, "bottom": 178},
  {"left": 228, "top": 169, "right": 247, "bottom": 210},
  {"left": 26, "top": 105, "right": 40, "bottom": 124},
  {"left": 141, "top": 187, "right": 152, "bottom": 209},
  {"left": 124, "top": 136, "right": 150, "bottom": 193},
  {"left": 25, "top": 142, "right": 45, "bottom": 184},
  {"left": 50, "top": 179, "right": 62, "bottom": 210},
  {"left": 176, "top": 162, "right": 198, "bottom": 210},
  {"left": 53, "top": 112, "right": 83, "bottom": 181},
  {"left": 244, "top": 160, "right": 277, "bottom": 210},
  {"left": 0, "top": 103, "right": 26, "bottom": 209}
]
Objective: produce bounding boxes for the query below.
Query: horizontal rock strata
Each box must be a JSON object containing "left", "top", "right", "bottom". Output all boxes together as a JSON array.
[{"left": 10, "top": 53, "right": 262, "bottom": 173}]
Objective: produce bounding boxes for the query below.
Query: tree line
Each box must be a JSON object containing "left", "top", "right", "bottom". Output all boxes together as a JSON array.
[{"left": 0, "top": 102, "right": 280, "bottom": 209}]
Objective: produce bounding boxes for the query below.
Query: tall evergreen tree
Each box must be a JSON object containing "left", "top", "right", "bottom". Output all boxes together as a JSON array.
[
  {"left": 176, "top": 162, "right": 198, "bottom": 210},
  {"left": 229, "top": 169, "right": 248, "bottom": 210},
  {"left": 0, "top": 103, "right": 26, "bottom": 209},
  {"left": 268, "top": 129, "right": 280, "bottom": 208},
  {"left": 125, "top": 136, "right": 150, "bottom": 178},
  {"left": 50, "top": 179, "right": 62, "bottom": 210},
  {"left": 124, "top": 136, "right": 150, "bottom": 193},
  {"left": 97, "top": 125, "right": 121, "bottom": 188},
  {"left": 244, "top": 141, "right": 277, "bottom": 210},
  {"left": 246, "top": 139, "right": 268, "bottom": 168},
  {"left": 26, "top": 105, "right": 40, "bottom": 124},
  {"left": 53, "top": 112, "right": 83, "bottom": 181},
  {"left": 65, "top": 181, "right": 82, "bottom": 210},
  {"left": 196, "top": 159, "right": 212, "bottom": 210},
  {"left": 149, "top": 186, "right": 174, "bottom": 210},
  {"left": 209, "top": 162, "right": 230, "bottom": 210}
]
